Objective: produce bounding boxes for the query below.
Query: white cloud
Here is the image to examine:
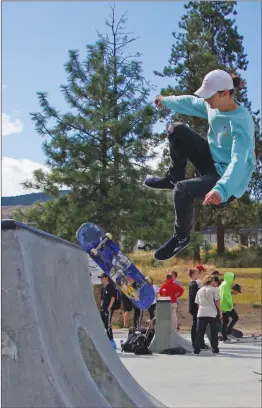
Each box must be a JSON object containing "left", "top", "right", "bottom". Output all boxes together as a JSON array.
[
  {"left": 2, "top": 157, "right": 49, "bottom": 196},
  {"left": 2, "top": 113, "right": 23, "bottom": 137}
]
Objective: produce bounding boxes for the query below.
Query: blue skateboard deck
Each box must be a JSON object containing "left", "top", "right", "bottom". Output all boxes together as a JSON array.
[{"left": 76, "top": 222, "right": 155, "bottom": 310}]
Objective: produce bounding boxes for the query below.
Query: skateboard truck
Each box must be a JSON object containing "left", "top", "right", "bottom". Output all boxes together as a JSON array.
[{"left": 90, "top": 233, "right": 112, "bottom": 256}]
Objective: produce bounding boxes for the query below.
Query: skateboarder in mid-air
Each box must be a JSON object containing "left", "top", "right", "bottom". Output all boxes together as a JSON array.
[{"left": 144, "top": 69, "right": 255, "bottom": 260}]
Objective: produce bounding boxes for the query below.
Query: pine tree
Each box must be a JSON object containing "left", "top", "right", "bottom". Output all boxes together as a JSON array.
[
  {"left": 154, "top": 1, "right": 261, "bottom": 257},
  {"left": 24, "top": 6, "right": 167, "bottom": 240}
]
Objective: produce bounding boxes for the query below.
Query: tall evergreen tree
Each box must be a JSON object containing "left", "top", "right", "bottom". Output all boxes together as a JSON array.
[
  {"left": 154, "top": 1, "right": 261, "bottom": 256},
  {"left": 24, "top": 6, "right": 169, "bottom": 240}
]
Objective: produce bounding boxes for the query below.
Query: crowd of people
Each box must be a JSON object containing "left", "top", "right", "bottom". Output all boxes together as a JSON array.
[{"left": 98, "top": 265, "right": 241, "bottom": 354}]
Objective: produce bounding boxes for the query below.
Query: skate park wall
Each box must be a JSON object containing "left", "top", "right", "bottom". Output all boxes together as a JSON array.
[{"left": 1, "top": 220, "right": 165, "bottom": 408}]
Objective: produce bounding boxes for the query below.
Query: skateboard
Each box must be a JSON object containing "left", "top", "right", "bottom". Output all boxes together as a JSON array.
[
  {"left": 230, "top": 329, "right": 261, "bottom": 343},
  {"left": 76, "top": 222, "right": 155, "bottom": 310},
  {"left": 230, "top": 328, "right": 243, "bottom": 338}
]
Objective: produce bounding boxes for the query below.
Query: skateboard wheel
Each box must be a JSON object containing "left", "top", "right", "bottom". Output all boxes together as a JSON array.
[
  {"left": 106, "top": 233, "right": 112, "bottom": 240},
  {"left": 90, "top": 248, "right": 98, "bottom": 256}
]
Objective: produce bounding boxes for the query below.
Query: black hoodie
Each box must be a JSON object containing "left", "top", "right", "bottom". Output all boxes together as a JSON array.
[{"left": 188, "top": 280, "right": 200, "bottom": 316}]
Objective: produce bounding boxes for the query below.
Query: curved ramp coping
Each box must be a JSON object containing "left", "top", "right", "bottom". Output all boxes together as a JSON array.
[
  {"left": 1, "top": 220, "right": 165, "bottom": 408},
  {"left": 149, "top": 297, "right": 192, "bottom": 353}
]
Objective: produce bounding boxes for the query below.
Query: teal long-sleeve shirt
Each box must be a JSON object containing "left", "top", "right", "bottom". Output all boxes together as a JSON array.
[{"left": 162, "top": 95, "right": 255, "bottom": 203}]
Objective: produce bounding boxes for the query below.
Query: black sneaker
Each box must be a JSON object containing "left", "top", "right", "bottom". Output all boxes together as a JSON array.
[
  {"left": 193, "top": 351, "right": 200, "bottom": 355},
  {"left": 154, "top": 234, "right": 190, "bottom": 261},
  {"left": 143, "top": 175, "right": 175, "bottom": 190},
  {"left": 212, "top": 347, "right": 220, "bottom": 354}
]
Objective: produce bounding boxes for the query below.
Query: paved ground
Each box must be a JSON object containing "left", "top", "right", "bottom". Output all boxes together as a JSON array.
[{"left": 114, "top": 331, "right": 262, "bottom": 408}]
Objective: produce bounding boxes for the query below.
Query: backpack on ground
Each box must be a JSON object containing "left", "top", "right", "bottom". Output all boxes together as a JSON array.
[
  {"left": 133, "top": 333, "right": 152, "bottom": 355},
  {"left": 121, "top": 329, "right": 139, "bottom": 353},
  {"left": 121, "top": 330, "right": 152, "bottom": 355},
  {"left": 121, "top": 321, "right": 155, "bottom": 355}
]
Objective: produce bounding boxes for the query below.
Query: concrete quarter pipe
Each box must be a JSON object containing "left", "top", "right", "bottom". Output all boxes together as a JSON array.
[{"left": 2, "top": 220, "right": 165, "bottom": 408}]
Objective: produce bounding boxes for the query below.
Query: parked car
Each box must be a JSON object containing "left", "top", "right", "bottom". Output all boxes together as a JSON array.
[{"left": 137, "top": 240, "right": 159, "bottom": 251}]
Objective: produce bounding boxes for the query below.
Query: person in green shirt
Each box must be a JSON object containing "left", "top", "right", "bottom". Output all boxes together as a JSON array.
[
  {"left": 144, "top": 70, "right": 255, "bottom": 261},
  {"left": 219, "top": 272, "right": 240, "bottom": 342}
]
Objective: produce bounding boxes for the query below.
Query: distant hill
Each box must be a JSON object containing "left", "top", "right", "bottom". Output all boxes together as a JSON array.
[{"left": 2, "top": 191, "right": 70, "bottom": 207}]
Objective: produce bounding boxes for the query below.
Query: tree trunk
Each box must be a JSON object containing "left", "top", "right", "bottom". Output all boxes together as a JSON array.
[{"left": 216, "top": 214, "right": 225, "bottom": 255}]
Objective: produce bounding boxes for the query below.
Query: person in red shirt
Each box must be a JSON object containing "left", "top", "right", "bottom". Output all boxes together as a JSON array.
[{"left": 159, "top": 274, "right": 184, "bottom": 330}]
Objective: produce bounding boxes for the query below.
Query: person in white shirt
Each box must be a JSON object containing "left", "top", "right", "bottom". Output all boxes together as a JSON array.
[{"left": 194, "top": 275, "right": 222, "bottom": 355}]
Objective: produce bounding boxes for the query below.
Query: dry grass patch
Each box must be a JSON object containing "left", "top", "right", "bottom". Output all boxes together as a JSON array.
[{"left": 128, "top": 252, "right": 262, "bottom": 305}]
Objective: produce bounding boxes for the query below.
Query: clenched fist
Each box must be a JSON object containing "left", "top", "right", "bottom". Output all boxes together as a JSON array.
[
  {"left": 203, "top": 191, "right": 222, "bottom": 206},
  {"left": 155, "top": 95, "right": 165, "bottom": 108}
]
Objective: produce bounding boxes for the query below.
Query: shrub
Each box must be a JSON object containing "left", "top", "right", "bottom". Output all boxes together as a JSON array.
[{"left": 202, "top": 245, "right": 262, "bottom": 268}]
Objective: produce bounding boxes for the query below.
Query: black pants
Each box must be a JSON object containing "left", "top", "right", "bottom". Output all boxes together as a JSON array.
[
  {"left": 134, "top": 307, "right": 143, "bottom": 329},
  {"left": 100, "top": 310, "right": 114, "bottom": 341},
  {"left": 168, "top": 123, "right": 234, "bottom": 237},
  {"left": 222, "top": 308, "right": 239, "bottom": 340},
  {"left": 206, "top": 317, "right": 222, "bottom": 344},
  {"left": 191, "top": 314, "right": 206, "bottom": 348},
  {"left": 191, "top": 315, "right": 198, "bottom": 347},
  {"left": 148, "top": 303, "right": 156, "bottom": 320},
  {"left": 194, "top": 316, "right": 218, "bottom": 353}
]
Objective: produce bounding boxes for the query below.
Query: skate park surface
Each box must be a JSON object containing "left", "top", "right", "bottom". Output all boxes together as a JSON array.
[
  {"left": 115, "top": 330, "right": 261, "bottom": 408},
  {"left": 2, "top": 220, "right": 261, "bottom": 408}
]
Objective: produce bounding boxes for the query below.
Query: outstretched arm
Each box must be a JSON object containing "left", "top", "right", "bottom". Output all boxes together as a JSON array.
[{"left": 155, "top": 95, "right": 208, "bottom": 119}]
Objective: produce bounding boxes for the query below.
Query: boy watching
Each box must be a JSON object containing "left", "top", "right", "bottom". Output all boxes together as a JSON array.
[
  {"left": 99, "top": 273, "right": 117, "bottom": 350},
  {"left": 159, "top": 274, "right": 184, "bottom": 330},
  {"left": 219, "top": 272, "right": 239, "bottom": 343}
]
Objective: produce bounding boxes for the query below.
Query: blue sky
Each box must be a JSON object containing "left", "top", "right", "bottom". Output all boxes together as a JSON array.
[{"left": 2, "top": 1, "right": 261, "bottom": 196}]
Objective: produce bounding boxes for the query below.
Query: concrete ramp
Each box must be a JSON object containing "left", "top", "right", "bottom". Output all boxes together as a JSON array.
[{"left": 1, "top": 220, "right": 165, "bottom": 408}]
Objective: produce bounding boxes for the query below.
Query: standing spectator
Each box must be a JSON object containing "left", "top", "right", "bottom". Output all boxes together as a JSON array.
[
  {"left": 219, "top": 272, "right": 239, "bottom": 343},
  {"left": 121, "top": 293, "right": 133, "bottom": 330},
  {"left": 170, "top": 270, "right": 182, "bottom": 330},
  {"left": 206, "top": 276, "right": 223, "bottom": 342},
  {"left": 145, "top": 276, "right": 159, "bottom": 321},
  {"left": 188, "top": 268, "right": 201, "bottom": 347},
  {"left": 188, "top": 268, "right": 209, "bottom": 349},
  {"left": 194, "top": 275, "right": 222, "bottom": 355},
  {"left": 99, "top": 273, "right": 117, "bottom": 350},
  {"left": 159, "top": 274, "right": 184, "bottom": 330},
  {"left": 226, "top": 283, "right": 241, "bottom": 339}
]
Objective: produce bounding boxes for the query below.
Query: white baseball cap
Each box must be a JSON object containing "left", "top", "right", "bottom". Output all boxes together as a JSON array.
[{"left": 194, "top": 70, "right": 234, "bottom": 99}]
